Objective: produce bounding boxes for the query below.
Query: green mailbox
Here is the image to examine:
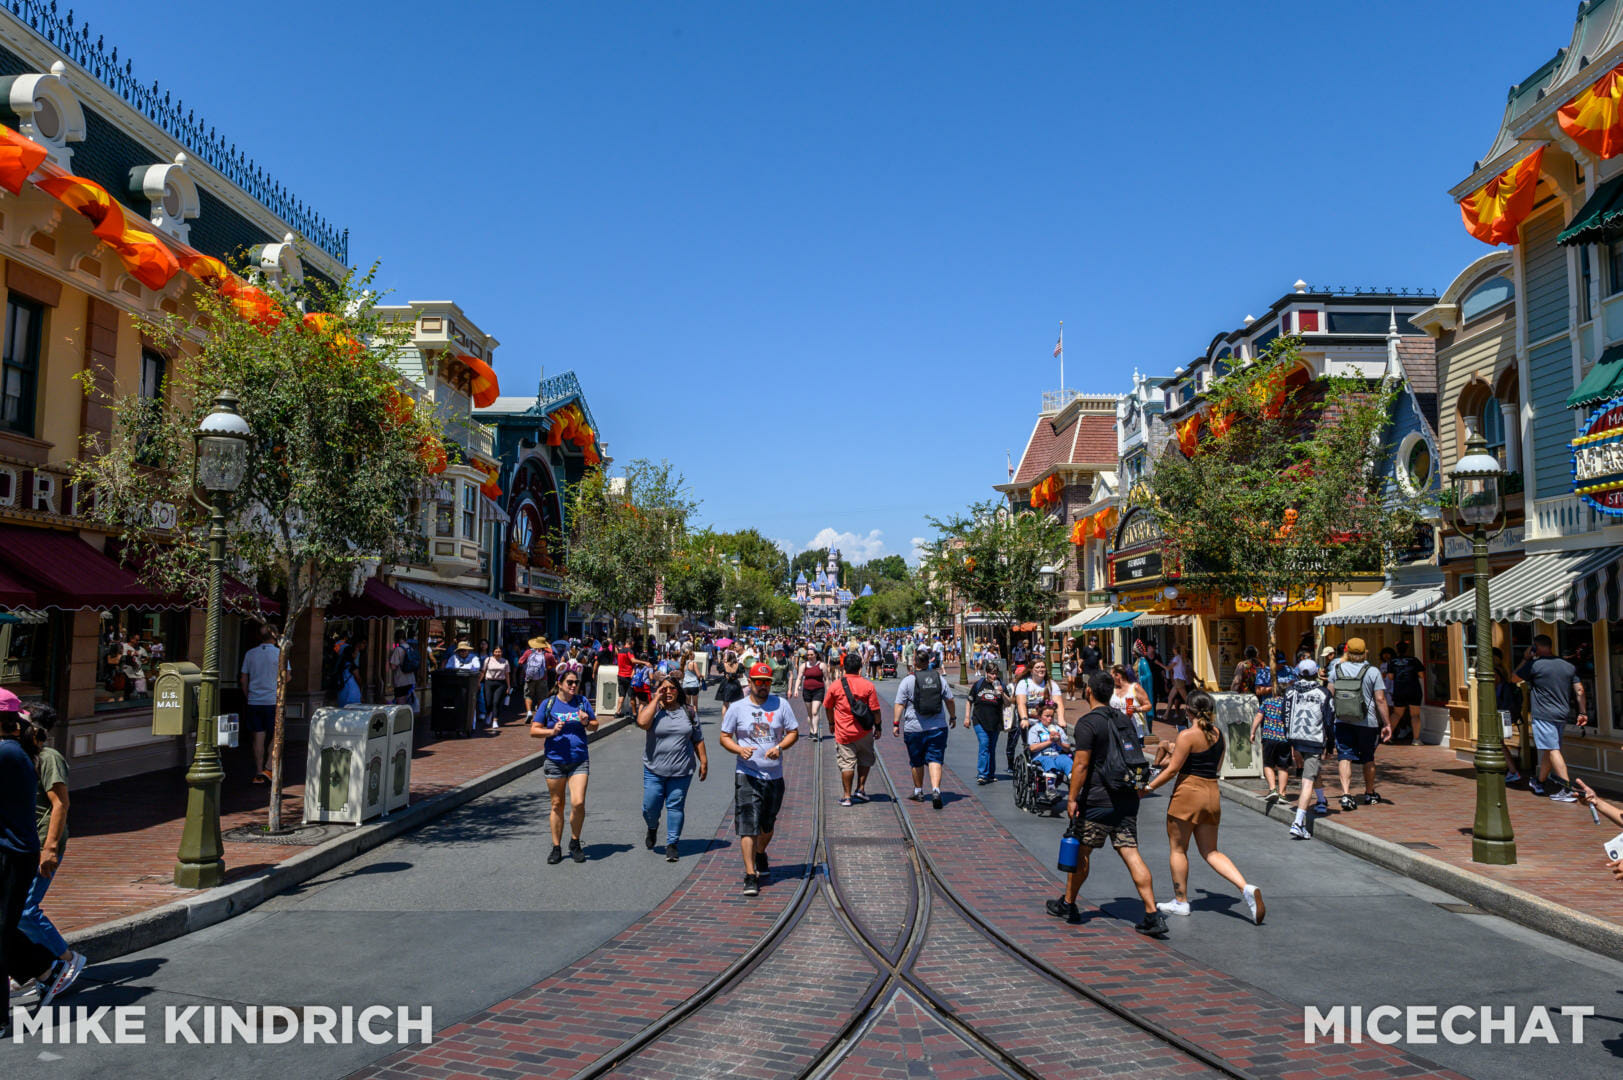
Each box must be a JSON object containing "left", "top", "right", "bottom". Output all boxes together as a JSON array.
[{"left": 152, "top": 661, "right": 202, "bottom": 736}]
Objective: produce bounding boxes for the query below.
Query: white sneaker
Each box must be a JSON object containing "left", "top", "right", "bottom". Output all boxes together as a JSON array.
[
  {"left": 39, "top": 951, "right": 85, "bottom": 1008},
  {"left": 1289, "top": 822, "right": 1311, "bottom": 840},
  {"left": 9, "top": 978, "right": 40, "bottom": 1006},
  {"left": 1550, "top": 789, "right": 1578, "bottom": 803},
  {"left": 1243, "top": 884, "right": 1265, "bottom": 925},
  {"left": 1156, "top": 898, "right": 1191, "bottom": 917}
]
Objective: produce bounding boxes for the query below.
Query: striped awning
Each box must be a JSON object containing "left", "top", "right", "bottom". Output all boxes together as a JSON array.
[
  {"left": 1134, "top": 613, "right": 1196, "bottom": 627},
  {"left": 1054, "top": 606, "right": 1110, "bottom": 631},
  {"left": 1316, "top": 583, "right": 1445, "bottom": 627},
  {"left": 1420, "top": 548, "right": 1623, "bottom": 626},
  {"left": 393, "top": 580, "right": 528, "bottom": 620}
]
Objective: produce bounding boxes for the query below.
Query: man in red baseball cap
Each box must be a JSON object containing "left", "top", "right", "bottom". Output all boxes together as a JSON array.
[{"left": 717, "top": 661, "right": 800, "bottom": 897}]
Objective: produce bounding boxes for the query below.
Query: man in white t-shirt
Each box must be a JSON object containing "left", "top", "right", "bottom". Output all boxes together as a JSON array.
[{"left": 238, "top": 625, "right": 286, "bottom": 783}]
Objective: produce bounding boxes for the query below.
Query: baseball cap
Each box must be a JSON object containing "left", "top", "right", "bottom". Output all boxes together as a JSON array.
[
  {"left": 1344, "top": 637, "right": 1367, "bottom": 656},
  {"left": 748, "top": 662, "right": 774, "bottom": 681},
  {"left": 0, "top": 687, "right": 20, "bottom": 713},
  {"left": 1296, "top": 659, "right": 1319, "bottom": 677}
]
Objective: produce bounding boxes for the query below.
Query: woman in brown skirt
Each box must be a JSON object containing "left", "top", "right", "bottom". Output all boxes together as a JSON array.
[{"left": 1143, "top": 691, "right": 1264, "bottom": 924}]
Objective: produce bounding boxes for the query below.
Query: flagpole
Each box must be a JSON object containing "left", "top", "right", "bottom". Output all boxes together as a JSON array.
[{"left": 1058, "top": 321, "right": 1065, "bottom": 395}]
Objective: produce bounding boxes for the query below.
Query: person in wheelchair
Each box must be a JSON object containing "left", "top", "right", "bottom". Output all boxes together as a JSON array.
[{"left": 1026, "top": 700, "right": 1073, "bottom": 778}]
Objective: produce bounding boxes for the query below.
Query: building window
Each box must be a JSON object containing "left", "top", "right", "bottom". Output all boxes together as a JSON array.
[
  {"left": 2, "top": 296, "right": 44, "bottom": 436},
  {"left": 139, "top": 349, "right": 166, "bottom": 404},
  {"left": 462, "top": 482, "right": 476, "bottom": 540},
  {"left": 1609, "top": 239, "right": 1623, "bottom": 299},
  {"left": 1480, "top": 398, "right": 1505, "bottom": 462},
  {"left": 1406, "top": 439, "right": 1431, "bottom": 490},
  {"left": 434, "top": 483, "right": 454, "bottom": 538},
  {"left": 1460, "top": 277, "right": 1516, "bottom": 322},
  {"left": 1580, "top": 247, "right": 1594, "bottom": 323}
]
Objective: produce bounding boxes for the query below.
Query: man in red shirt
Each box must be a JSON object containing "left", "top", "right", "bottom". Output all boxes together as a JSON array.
[
  {"left": 823, "top": 653, "right": 882, "bottom": 805},
  {"left": 615, "top": 642, "right": 648, "bottom": 718}
]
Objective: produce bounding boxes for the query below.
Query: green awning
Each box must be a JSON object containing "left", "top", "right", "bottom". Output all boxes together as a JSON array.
[
  {"left": 1568, "top": 344, "right": 1623, "bottom": 409},
  {"left": 1082, "top": 610, "right": 1140, "bottom": 629},
  {"left": 1558, "top": 174, "right": 1623, "bottom": 246}
]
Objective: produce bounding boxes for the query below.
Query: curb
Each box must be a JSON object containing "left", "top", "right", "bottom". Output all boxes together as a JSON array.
[
  {"left": 1217, "top": 778, "right": 1623, "bottom": 963},
  {"left": 67, "top": 716, "right": 634, "bottom": 963}
]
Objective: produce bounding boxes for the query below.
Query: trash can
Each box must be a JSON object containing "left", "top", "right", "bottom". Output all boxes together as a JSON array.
[
  {"left": 305, "top": 706, "right": 390, "bottom": 825},
  {"left": 594, "top": 664, "right": 621, "bottom": 716},
  {"left": 430, "top": 669, "right": 479, "bottom": 738},
  {"left": 693, "top": 652, "right": 709, "bottom": 682},
  {"left": 383, "top": 703, "right": 413, "bottom": 814}
]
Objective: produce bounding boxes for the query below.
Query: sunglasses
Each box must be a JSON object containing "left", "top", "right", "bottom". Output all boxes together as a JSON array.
[{"left": 559, "top": 678, "right": 579, "bottom": 686}]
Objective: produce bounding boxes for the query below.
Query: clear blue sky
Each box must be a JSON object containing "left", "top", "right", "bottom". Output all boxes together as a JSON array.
[{"left": 81, "top": 1, "right": 1558, "bottom": 563}]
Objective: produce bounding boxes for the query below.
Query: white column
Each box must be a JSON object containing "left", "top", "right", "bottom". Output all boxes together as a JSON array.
[{"left": 1500, "top": 400, "right": 1521, "bottom": 474}]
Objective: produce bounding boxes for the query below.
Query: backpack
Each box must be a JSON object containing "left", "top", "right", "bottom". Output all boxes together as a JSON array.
[
  {"left": 1253, "top": 664, "right": 1274, "bottom": 693},
  {"left": 399, "top": 644, "right": 420, "bottom": 675},
  {"left": 841, "top": 676, "right": 876, "bottom": 730},
  {"left": 1332, "top": 661, "right": 1370, "bottom": 723},
  {"left": 913, "top": 668, "right": 944, "bottom": 717},
  {"left": 1286, "top": 684, "right": 1330, "bottom": 744},
  {"left": 524, "top": 649, "right": 549, "bottom": 681},
  {"left": 1095, "top": 708, "right": 1150, "bottom": 793}
]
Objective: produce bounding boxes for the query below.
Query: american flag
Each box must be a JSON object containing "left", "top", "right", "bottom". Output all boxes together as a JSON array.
[{"left": 1053, "top": 335, "right": 1062, "bottom": 358}]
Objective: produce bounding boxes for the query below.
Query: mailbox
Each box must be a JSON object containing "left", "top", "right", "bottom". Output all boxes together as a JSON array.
[{"left": 152, "top": 662, "right": 202, "bottom": 736}]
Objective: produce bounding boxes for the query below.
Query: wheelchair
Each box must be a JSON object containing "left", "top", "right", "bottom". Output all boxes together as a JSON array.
[{"left": 1011, "top": 735, "right": 1069, "bottom": 816}]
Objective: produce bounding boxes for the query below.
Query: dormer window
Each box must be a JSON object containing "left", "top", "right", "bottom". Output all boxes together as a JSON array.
[{"left": 0, "top": 63, "right": 85, "bottom": 169}]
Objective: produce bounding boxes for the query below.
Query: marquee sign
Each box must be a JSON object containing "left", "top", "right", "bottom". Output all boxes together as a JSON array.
[
  {"left": 1572, "top": 396, "right": 1623, "bottom": 515},
  {"left": 1108, "top": 507, "right": 1180, "bottom": 589}
]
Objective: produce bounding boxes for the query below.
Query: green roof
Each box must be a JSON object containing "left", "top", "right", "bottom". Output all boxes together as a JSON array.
[
  {"left": 1568, "top": 343, "right": 1623, "bottom": 409},
  {"left": 1558, "top": 173, "right": 1623, "bottom": 247}
]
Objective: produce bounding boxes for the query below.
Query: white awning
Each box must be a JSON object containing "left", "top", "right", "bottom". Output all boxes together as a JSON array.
[
  {"left": 1316, "top": 583, "right": 1446, "bottom": 627},
  {"left": 963, "top": 611, "right": 1012, "bottom": 626},
  {"left": 1134, "top": 613, "right": 1196, "bottom": 627},
  {"left": 1420, "top": 548, "right": 1623, "bottom": 626},
  {"left": 393, "top": 580, "right": 528, "bottom": 620},
  {"left": 1054, "top": 607, "right": 1110, "bottom": 631}
]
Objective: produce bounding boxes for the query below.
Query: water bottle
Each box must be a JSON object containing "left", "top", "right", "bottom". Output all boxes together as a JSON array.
[{"left": 1057, "top": 834, "right": 1080, "bottom": 873}]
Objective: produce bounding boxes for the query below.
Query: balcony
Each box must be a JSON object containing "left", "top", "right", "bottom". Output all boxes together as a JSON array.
[{"left": 1527, "top": 493, "right": 1604, "bottom": 542}]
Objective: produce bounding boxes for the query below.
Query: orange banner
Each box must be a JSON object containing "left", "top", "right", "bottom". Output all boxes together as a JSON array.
[
  {"left": 1458, "top": 146, "right": 1545, "bottom": 246},
  {"left": 0, "top": 128, "right": 46, "bottom": 194},
  {"left": 1559, "top": 61, "right": 1623, "bottom": 160},
  {"left": 1176, "top": 413, "right": 1203, "bottom": 456}
]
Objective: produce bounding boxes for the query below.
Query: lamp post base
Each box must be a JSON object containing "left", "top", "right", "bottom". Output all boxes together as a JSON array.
[
  {"left": 174, "top": 779, "right": 226, "bottom": 888},
  {"left": 1471, "top": 835, "right": 1517, "bottom": 865}
]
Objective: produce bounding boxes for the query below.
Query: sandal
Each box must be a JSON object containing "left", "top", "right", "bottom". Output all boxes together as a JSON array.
[{"left": 253, "top": 770, "right": 270, "bottom": 785}]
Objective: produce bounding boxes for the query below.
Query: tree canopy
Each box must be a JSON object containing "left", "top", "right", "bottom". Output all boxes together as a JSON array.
[
  {"left": 921, "top": 500, "right": 1069, "bottom": 643},
  {"left": 561, "top": 459, "right": 696, "bottom": 622}
]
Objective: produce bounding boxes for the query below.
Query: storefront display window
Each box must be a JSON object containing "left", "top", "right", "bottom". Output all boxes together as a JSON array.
[
  {"left": 1425, "top": 627, "right": 1450, "bottom": 704},
  {"left": 1558, "top": 622, "right": 1598, "bottom": 732},
  {"left": 0, "top": 611, "right": 53, "bottom": 700},
  {"left": 97, "top": 609, "right": 186, "bottom": 713}
]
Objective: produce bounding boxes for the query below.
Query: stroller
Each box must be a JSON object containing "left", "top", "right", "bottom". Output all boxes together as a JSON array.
[
  {"left": 1011, "top": 735, "right": 1068, "bottom": 816},
  {"left": 881, "top": 649, "right": 897, "bottom": 678}
]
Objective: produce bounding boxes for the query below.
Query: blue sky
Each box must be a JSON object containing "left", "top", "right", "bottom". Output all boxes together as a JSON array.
[{"left": 78, "top": 1, "right": 1562, "bottom": 563}]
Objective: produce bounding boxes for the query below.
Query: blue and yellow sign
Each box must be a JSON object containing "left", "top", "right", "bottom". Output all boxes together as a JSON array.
[{"left": 1572, "top": 396, "right": 1623, "bottom": 515}]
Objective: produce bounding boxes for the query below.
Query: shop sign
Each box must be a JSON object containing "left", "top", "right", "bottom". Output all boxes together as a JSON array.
[
  {"left": 1112, "top": 507, "right": 1164, "bottom": 552},
  {"left": 1110, "top": 548, "right": 1163, "bottom": 588},
  {"left": 1234, "top": 586, "right": 1324, "bottom": 613},
  {"left": 1572, "top": 396, "right": 1623, "bottom": 514},
  {"left": 1116, "top": 586, "right": 1163, "bottom": 612},
  {"left": 1442, "top": 525, "right": 1524, "bottom": 561}
]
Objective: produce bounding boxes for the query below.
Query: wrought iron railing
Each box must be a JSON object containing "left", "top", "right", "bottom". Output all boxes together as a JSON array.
[
  {"left": 537, "top": 371, "right": 583, "bottom": 407},
  {"left": 3, "top": 1, "right": 349, "bottom": 264},
  {"left": 1303, "top": 285, "right": 1437, "bottom": 298}
]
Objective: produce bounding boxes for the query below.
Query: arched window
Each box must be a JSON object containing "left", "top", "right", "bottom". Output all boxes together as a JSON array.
[
  {"left": 1479, "top": 397, "right": 1505, "bottom": 459},
  {"left": 1459, "top": 277, "right": 1514, "bottom": 322}
]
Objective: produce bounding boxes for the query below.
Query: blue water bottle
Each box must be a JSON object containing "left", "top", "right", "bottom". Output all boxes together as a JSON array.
[{"left": 1057, "top": 834, "right": 1080, "bottom": 873}]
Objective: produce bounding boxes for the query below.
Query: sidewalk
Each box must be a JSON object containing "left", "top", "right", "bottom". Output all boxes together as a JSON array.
[
  {"left": 51, "top": 719, "right": 544, "bottom": 936},
  {"left": 1140, "top": 710, "right": 1623, "bottom": 941}
]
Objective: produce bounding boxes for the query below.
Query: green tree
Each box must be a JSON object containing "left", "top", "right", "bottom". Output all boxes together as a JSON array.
[
  {"left": 74, "top": 267, "right": 440, "bottom": 832},
  {"left": 1145, "top": 338, "right": 1424, "bottom": 667},
  {"left": 789, "top": 547, "right": 830, "bottom": 581},
  {"left": 720, "top": 563, "right": 785, "bottom": 628},
  {"left": 715, "top": 528, "right": 790, "bottom": 590},
  {"left": 921, "top": 502, "right": 1068, "bottom": 654},
  {"left": 665, "top": 529, "right": 727, "bottom": 626},
  {"left": 562, "top": 460, "right": 696, "bottom": 627}
]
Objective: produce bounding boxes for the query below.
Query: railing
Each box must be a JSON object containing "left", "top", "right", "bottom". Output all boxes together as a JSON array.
[
  {"left": 1527, "top": 493, "right": 1603, "bottom": 541},
  {"left": 1303, "top": 285, "right": 1437, "bottom": 298},
  {"left": 3, "top": 0, "right": 348, "bottom": 263},
  {"left": 538, "top": 371, "right": 582, "bottom": 406}
]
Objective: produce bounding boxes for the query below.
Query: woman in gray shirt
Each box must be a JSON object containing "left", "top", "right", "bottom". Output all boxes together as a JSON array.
[{"left": 637, "top": 674, "right": 708, "bottom": 861}]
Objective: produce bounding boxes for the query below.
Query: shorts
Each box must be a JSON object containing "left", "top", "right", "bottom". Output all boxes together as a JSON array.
[
  {"left": 1167, "top": 774, "right": 1221, "bottom": 825},
  {"left": 904, "top": 727, "right": 948, "bottom": 767},
  {"left": 542, "top": 759, "right": 589, "bottom": 780},
  {"left": 1263, "top": 740, "right": 1293, "bottom": 770},
  {"left": 525, "top": 677, "right": 548, "bottom": 702},
  {"left": 802, "top": 687, "right": 825, "bottom": 704},
  {"left": 242, "top": 703, "right": 276, "bottom": 734},
  {"left": 1066, "top": 806, "right": 1138, "bottom": 850},
  {"left": 1335, "top": 722, "right": 1379, "bottom": 765},
  {"left": 735, "top": 773, "right": 786, "bottom": 836},
  {"left": 835, "top": 734, "right": 876, "bottom": 771},
  {"left": 1531, "top": 716, "right": 1565, "bottom": 752},
  {"left": 1291, "top": 740, "right": 1323, "bottom": 781},
  {"left": 1391, "top": 686, "right": 1422, "bottom": 708}
]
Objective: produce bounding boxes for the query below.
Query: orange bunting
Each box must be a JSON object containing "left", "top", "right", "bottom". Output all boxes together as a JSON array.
[
  {"left": 106, "top": 227, "right": 180, "bottom": 290},
  {"left": 36, "top": 172, "right": 179, "bottom": 289},
  {"left": 0, "top": 128, "right": 46, "bottom": 194},
  {"left": 1559, "top": 60, "right": 1623, "bottom": 160},
  {"left": 1175, "top": 414, "right": 1204, "bottom": 456},
  {"left": 300, "top": 312, "right": 363, "bottom": 361},
  {"left": 582, "top": 443, "right": 601, "bottom": 466},
  {"left": 479, "top": 462, "right": 502, "bottom": 500},
  {"left": 1458, "top": 146, "right": 1545, "bottom": 246},
  {"left": 1208, "top": 408, "right": 1235, "bottom": 439},
  {"left": 383, "top": 387, "right": 415, "bottom": 429},
  {"left": 179, "top": 251, "right": 230, "bottom": 286},
  {"left": 449, "top": 351, "right": 500, "bottom": 408},
  {"left": 418, "top": 434, "right": 447, "bottom": 475}
]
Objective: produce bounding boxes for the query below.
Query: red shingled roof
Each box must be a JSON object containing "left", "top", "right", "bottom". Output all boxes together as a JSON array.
[{"left": 1013, "top": 411, "right": 1117, "bottom": 485}]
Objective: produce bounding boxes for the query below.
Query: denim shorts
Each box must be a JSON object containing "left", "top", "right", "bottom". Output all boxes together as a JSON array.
[
  {"left": 542, "top": 759, "right": 589, "bottom": 780},
  {"left": 1334, "top": 722, "right": 1379, "bottom": 765},
  {"left": 904, "top": 727, "right": 948, "bottom": 767},
  {"left": 1531, "top": 716, "right": 1565, "bottom": 752}
]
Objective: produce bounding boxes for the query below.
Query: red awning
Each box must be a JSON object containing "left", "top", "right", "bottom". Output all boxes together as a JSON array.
[
  {"left": 0, "top": 525, "right": 172, "bottom": 610},
  {"left": 0, "top": 563, "right": 38, "bottom": 608},
  {"left": 325, "top": 578, "right": 435, "bottom": 620}
]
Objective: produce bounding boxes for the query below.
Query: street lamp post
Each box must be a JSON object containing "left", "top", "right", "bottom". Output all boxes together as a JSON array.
[
  {"left": 1451, "top": 418, "right": 1515, "bottom": 866},
  {"left": 175, "top": 391, "right": 252, "bottom": 888},
  {"left": 1039, "top": 563, "right": 1059, "bottom": 668}
]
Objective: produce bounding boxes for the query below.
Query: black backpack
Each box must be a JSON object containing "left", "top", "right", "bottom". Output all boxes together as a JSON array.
[
  {"left": 1094, "top": 707, "right": 1149, "bottom": 793},
  {"left": 913, "top": 668, "right": 944, "bottom": 717},
  {"left": 841, "top": 676, "right": 875, "bottom": 730}
]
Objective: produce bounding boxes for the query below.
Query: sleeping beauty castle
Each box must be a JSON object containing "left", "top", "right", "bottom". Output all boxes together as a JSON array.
[{"left": 791, "top": 549, "right": 869, "bottom": 634}]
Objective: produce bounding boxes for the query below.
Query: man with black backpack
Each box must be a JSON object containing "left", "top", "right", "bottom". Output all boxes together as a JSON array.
[
  {"left": 892, "top": 648, "right": 956, "bottom": 809},
  {"left": 824, "top": 653, "right": 882, "bottom": 805},
  {"left": 1047, "top": 669, "right": 1166, "bottom": 937}
]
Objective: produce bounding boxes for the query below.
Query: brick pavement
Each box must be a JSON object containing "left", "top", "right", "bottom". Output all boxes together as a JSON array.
[
  {"left": 352, "top": 734, "right": 819, "bottom": 1080},
  {"left": 828, "top": 991, "right": 1006, "bottom": 1080},
  {"left": 872, "top": 719, "right": 1467, "bottom": 1080},
  {"left": 52, "top": 723, "right": 544, "bottom": 934},
  {"left": 1207, "top": 727, "right": 1623, "bottom": 930},
  {"left": 823, "top": 735, "right": 914, "bottom": 959}
]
